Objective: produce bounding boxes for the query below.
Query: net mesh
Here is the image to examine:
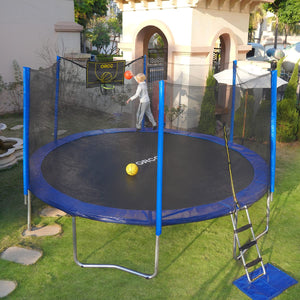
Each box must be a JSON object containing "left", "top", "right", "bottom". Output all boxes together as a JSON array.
[{"left": 28, "top": 58, "right": 271, "bottom": 220}]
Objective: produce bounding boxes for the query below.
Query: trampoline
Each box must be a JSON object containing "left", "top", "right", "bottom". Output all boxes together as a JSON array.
[
  {"left": 30, "top": 128, "right": 268, "bottom": 226},
  {"left": 23, "top": 58, "right": 278, "bottom": 279}
]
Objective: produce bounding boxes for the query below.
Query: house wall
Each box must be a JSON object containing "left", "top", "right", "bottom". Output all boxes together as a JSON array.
[
  {"left": 119, "top": 2, "right": 251, "bottom": 85},
  {"left": 0, "top": 0, "right": 82, "bottom": 83}
]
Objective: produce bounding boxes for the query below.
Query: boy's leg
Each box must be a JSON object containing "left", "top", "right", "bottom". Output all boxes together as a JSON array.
[
  {"left": 145, "top": 103, "right": 157, "bottom": 126},
  {"left": 136, "top": 102, "right": 147, "bottom": 129}
]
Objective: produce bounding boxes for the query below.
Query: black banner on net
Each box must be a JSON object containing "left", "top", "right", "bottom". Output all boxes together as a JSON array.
[{"left": 86, "top": 60, "right": 126, "bottom": 88}]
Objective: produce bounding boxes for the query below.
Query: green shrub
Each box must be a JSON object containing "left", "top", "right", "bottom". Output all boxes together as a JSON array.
[
  {"left": 277, "top": 100, "right": 299, "bottom": 142},
  {"left": 276, "top": 59, "right": 300, "bottom": 142},
  {"left": 96, "top": 54, "right": 115, "bottom": 62},
  {"left": 198, "top": 70, "right": 217, "bottom": 135},
  {"left": 276, "top": 56, "right": 285, "bottom": 78}
]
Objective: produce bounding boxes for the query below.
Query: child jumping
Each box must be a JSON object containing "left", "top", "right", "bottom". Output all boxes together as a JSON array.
[{"left": 126, "top": 73, "right": 157, "bottom": 131}]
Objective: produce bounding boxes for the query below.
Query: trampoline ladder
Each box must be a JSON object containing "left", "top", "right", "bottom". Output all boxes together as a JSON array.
[{"left": 231, "top": 206, "right": 266, "bottom": 283}]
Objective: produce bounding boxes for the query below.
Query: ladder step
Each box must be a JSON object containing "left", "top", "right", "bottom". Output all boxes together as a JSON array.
[
  {"left": 239, "top": 240, "right": 257, "bottom": 251},
  {"left": 235, "top": 223, "right": 252, "bottom": 233},
  {"left": 246, "top": 257, "right": 263, "bottom": 268}
]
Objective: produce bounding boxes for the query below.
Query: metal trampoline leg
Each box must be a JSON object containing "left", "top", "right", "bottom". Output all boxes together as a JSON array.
[
  {"left": 256, "top": 191, "right": 272, "bottom": 240},
  {"left": 26, "top": 190, "right": 32, "bottom": 231},
  {"left": 72, "top": 216, "right": 159, "bottom": 279}
]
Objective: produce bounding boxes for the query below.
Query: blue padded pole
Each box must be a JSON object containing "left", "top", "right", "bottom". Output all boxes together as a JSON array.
[
  {"left": 156, "top": 80, "right": 165, "bottom": 236},
  {"left": 229, "top": 60, "right": 237, "bottom": 143},
  {"left": 23, "top": 67, "right": 30, "bottom": 197},
  {"left": 54, "top": 56, "right": 61, "bottom": 141},
  {"left": 270, "top": 70, "right": 277, "bottom": 193}
]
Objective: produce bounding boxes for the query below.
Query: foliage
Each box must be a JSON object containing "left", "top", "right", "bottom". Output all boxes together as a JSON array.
[
  {"left": 150, "top": 33, "right": 165, "bottom": 49},
  {"left": 164, "top": 104, "right": 186, "bottom": 128},
  {"left": 278, "top": 0, "right": 300, "bottom": 26},
  {"left": 248, "top": 5, "right": 266, "bottom": 43},
  {"left": 283, "top": 59, "right": 300, "bottom": 105},
  {"left": 276, "top": 59, "right": 300, "bottom": 142},
  {"left": 0, "top": 75, "right": 4, "bottom": 93},
  {"left": 0, "top": 60, "right": 23, "bottom": 112},
  {"left": 86, "top": 15, "right": 122, "bottom": 56},
  {"left": 96, "top": 54, "right": 115, "bottom": 62},
  {"left": 263, "top": 0, "right": 281, "bottom": 15},
  {"left": 74, "top": 0, "right": 108, "bottom": 28},
  {"left": 198, "top": 70, "right": 217, "bottom": 135},
  {"left": 263, "top": 0, "right": 300, "bottom": 46},
  {"left": 276, "top": 56, "right": 285, "bottom": 78}
]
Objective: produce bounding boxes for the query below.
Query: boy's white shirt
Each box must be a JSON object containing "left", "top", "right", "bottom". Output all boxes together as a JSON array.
[{"left": 130, "top": 77, "right": 150, "bottom": 103}]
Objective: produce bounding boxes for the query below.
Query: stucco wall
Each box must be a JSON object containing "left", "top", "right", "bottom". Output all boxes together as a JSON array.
[
  {"left": 120, "top": 4, "right": 251, "bottom": 86},
  {"left": 0, "top": 0, "right": 81, "bottom": 83},
  {"left": 120, "top": 5, "right": 250, "bottom": 62}
]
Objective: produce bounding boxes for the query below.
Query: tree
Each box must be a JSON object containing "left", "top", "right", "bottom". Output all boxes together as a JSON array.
[
  {"left": 249, "top": 5, "right": 266, "bottom": 43},
  {"left": 74, "top": 0, "right": 108, "bottom": 28},
  {"left": 86, "top": 15, "right": 122, "bottom": 56},
  {"left": 263, "top": 0, "right": 281, "bottom": 49},
  {"left": 264, "top": 0, "right": 300, "bottom": 48},
  {"left": 74, "top": 0, "right": 108, "bottom": 52},
  {"left": 198, "top": 70, "right": 217, "bottom": 135},
  {"left": 278, "top": 0, "right": 300, "bottom": 45}
]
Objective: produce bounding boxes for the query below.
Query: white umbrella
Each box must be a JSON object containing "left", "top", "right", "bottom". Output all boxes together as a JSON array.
[
  {"left": 213, "top": 64, "right": 288, "bottom": 89},
  {"left": 214, "top": 64, "right": 287, "bottom": 143}
]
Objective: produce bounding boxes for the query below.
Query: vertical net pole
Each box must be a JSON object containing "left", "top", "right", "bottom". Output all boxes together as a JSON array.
[
  {"left": 54, "top": 56, "right": 61, "bottom": 141},
  {"left": 156, "top": 80, "right": 164, "bottom": 236},
  {"left": 23, "top": 67, "right": 31, "bottom": 230},
  {"left": 23, "top": 67, "right": 30, "bottom": 202},
  {"left": 270, "top": 70, "right": 277, "bottom": 193},
  {"left": 229, "top": 60, "right": 237, "bottom": 143}
]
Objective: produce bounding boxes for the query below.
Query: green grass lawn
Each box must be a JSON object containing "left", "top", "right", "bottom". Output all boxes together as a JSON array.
[{"left": 0, "top": 113, "right": 299, "bottom": 299}]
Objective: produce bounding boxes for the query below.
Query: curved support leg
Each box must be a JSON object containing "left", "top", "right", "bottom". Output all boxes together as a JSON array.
[{"left": 72, "top": 217, "right": 159, "bottom": 279}]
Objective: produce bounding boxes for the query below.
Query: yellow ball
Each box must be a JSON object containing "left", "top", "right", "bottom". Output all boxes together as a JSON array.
[{"left": 126, "top": 163, "right": 138, "bottom": 176}]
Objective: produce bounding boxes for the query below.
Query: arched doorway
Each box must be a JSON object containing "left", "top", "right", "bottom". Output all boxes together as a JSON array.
[
  {"left": 135, "top": 26, "right": 168, "bottom": 82},
  {"left": 213, "top": 33, "right": 231, "bottom": 74},
  {"left": 211, "top": 33, "right": 232, "bottom": 126}
]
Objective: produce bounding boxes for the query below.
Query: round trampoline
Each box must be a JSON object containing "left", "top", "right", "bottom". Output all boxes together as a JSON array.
[{"left": 29, "top": 128, "right": 268, "bottom": 226}]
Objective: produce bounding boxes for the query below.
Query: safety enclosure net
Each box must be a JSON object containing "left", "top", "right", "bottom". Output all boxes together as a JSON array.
[{"left": 26, "top": 58, "right": 272, "bottom": 225}]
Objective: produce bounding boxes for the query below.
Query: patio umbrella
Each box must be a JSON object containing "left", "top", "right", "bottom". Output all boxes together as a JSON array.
[
  {"left": 213, "top": 64, "right": 288, "bottom": 89},
  {"left": 213, "top": 64, "right": 288, "bottom": 143}
]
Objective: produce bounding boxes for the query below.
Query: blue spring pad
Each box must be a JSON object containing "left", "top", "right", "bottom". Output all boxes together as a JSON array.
[{"left": 233, "top": 263, "right": 298, "bottom": 299}]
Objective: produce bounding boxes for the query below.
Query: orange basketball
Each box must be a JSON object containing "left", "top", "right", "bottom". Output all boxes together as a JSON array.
[{"left": 124, "top": 70, "right": 133, "bottom": 80}]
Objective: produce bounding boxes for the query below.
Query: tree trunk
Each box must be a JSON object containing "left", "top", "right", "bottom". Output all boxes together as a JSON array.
[
  {"left": 274, "top": 16, "right": 278, "bottom": 49},
  {"left": 258, "top": 20, "right": 264, "bottom": 44},
  {"left": 284, "top": 24, "right": 288, "bottom": 48}
]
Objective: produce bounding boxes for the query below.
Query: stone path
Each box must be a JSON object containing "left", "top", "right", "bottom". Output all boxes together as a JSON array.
[
  {"left": 0, "top": 206, "right": 66, "bottom": 298},
  {"left": 1, "top": 247, "right": 42, "bottom": 265},
  {"left": 0, "top": 280, "right": 17, "bottom": 298},
  {"left": 23, "top": 224, "right": 62, "bottom": 237}
]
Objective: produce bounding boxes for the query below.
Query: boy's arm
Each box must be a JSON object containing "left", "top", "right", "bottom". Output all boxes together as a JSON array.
[{"left": 127, "top": 84, "right": 141, "bottom": 103}]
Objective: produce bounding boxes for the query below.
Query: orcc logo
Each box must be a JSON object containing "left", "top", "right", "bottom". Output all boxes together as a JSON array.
[{"left": 135, "top": 156, "right": 158, "bottom": 166}]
